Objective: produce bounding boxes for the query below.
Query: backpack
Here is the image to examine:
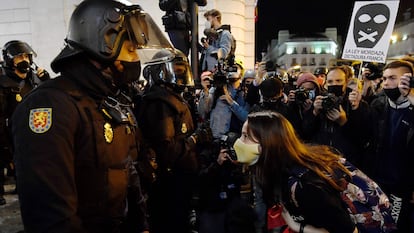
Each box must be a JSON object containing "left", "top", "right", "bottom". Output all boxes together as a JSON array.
[{"left": 288, "top": 160, "right": 397, "bottom": 233}]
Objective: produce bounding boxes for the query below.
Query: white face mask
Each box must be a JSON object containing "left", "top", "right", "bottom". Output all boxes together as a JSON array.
[
  {"left": 233, "top": 138, "right": 260, "bottom": 166},
  {"left": 204, "top": 20, "right": 212, "bottom": 30}
]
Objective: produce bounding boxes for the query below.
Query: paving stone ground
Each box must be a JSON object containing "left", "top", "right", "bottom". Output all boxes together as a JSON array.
[{"left": 0, "top": 177, "right": 24, "bottom": 233}]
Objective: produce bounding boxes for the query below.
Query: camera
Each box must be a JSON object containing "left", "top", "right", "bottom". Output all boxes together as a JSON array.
[
  {"left": 295, "top": 88, "right": 310, "bottom": 104},
  {"left": 366, "top": 72, "right": 383, "bottom": 80},
  {"left": 321, "top": 93, "right": 340, "bottom": 112},
  {"left": 220, "top": 134, "right": 238, "bottom": 161},
  {"left": 211, "top": 57, "right": 239, "bottom": 87},
  {"left": 409, "top": 76, "right": 414, "bottom": 88}
]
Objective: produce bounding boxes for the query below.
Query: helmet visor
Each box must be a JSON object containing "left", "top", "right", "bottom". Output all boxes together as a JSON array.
[
  {"left": 161, "top": 59, "right": 194, "bottom": 87},
  {"left": 122, "top": 5, "right": 173, "bottom": 64}
]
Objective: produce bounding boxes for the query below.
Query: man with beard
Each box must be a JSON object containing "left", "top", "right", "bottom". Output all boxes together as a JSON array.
[
  {"left": 367, "top": 60, "right": 414, "bottom": 233},
  {"left": 0, "top": 40, "right": 49, "bottom": 205},
  {"left": 10, "top": 0, "right": 173, "bottom": 232},
  {"left": 302, "top": 65, "right": 371, "bottom": 170}
]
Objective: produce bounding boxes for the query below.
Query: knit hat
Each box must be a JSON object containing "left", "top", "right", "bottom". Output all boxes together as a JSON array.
[
  {"left": 259, "top": 78, "right": 283, "bottom": 99},
  {"left": 296, "top": 72, "right": 319, "bottom": 88}
]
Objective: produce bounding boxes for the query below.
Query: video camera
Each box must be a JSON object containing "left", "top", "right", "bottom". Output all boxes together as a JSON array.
[
  {"left": 211, "top": 56, "right": 239, "bottom": 87},
  {"left": 321, "top": 93, "right": 341, "bottom": 112}
]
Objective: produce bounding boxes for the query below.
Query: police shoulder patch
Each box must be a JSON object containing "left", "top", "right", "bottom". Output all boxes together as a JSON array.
[{"left": 29, "top": 108, "right": 52, "bottom": 134}]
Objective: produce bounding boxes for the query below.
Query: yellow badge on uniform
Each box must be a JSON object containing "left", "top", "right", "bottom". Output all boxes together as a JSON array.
[
  {"left": 181, "top": 123, "right": 187, "bottom": 134},
  {"left": 29, "top": 108, "right": 52, "bottom": 133},
  {"left": 104, "top": 122, "right": 113, "bottom": 143},
  {"left": 15, "top": 94, "right": 22, "bottom": 102}
]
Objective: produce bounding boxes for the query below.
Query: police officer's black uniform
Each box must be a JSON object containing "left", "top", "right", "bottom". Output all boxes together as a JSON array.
[
  {"left": 0, "top": 40, "right": 49, "bottom": 205},
  {"left": 10, "top": 1, "right": 173, "bottom": 232},
  {"left": 12, "top": 56, "right": 148, "bottom": 232},
  {"left": 137, "top": 49, "right": 212, "bottom": 233}
]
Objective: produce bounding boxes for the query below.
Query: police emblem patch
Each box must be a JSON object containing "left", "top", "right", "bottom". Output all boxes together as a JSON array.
[
  {"left": 29, "top": 108, "right": 52, "bottom": 133},
  {"left": 104, "top": 122, "right": 113, "bottom": 143},
  {"left": 181, "top": 123, "right": 187, "bottom": 133},
  {"left": 15, "top": 94, "right": 22, "bottom": 102}
]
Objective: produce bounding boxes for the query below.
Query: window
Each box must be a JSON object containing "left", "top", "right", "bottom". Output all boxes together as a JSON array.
[
  {"left": 302, "top": 47, "right": 308, "bottom": 54},
  {"left": 310, "top": 58, "right": 316, "bottom": 66},
  {"left": 301, "top": 58, "right": 307, "bottom": 66}
]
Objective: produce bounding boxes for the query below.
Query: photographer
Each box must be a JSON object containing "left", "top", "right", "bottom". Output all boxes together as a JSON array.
[
  {"left": 197, "top": 131, "right": 256, "bottom": 233},
  {"left": 200, "top": 9, "right": 234, "bottom": 72},
  {"left": 288, "top": 72, "right": 323, "bottom": 113},
  {"left": 287, "top": 72, "right": 323, "bottom": 139},
  {"left": 302, "top": 66, "right": 371, "bottom": 170},
  {"left": 198, "top": 58, "right": 249, "bottom": 139}
]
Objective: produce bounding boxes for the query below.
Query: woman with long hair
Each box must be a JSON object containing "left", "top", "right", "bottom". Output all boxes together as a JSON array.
[{"left": 233, "top": 111, "right": 357, "bottom": 233}]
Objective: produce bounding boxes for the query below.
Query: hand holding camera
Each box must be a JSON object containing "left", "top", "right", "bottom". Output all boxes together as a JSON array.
[
  {"left": 399, "top": 73, "right": 414, "bottom": 98},
  {"left": 219, "top": 134, "right": 238, "bottom": 161},
  {"left": 191, "top": 123, "right": 213, "bottom": 145},
  {"left": 325, "top": 105, "right": 347, "bottom": 126}
]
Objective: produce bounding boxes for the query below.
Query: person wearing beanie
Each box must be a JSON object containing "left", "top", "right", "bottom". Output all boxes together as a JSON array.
[
  {"left": 288, "top": 72, "right": 322, "bottom": 113},
  {"left": 296, "top": 72, "right": 320, "bottom": 89}
]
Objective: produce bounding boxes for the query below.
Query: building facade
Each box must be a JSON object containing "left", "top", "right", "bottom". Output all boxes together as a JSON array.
[
  {"left": 272, "top": 28, "right": 339, "bottom": 73},
  {"left": 387, "top": 10, "right": 414, "bottom": 60},
  {"left": 0, "top": 0, "right": 256, "bottom": 75}
]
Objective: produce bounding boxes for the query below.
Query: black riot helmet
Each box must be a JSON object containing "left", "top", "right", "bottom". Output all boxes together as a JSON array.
[
  {"left": 2, "top": 40, "right": 36, "bottom": 68},
  {"left": 314, "top": 67, "right": 328, "bottom": 76},
  {"left": 143, "top": 49, "right": 194, "bottom": 90},
  {"left": 51, "top": 0, "right": 173, "bottom": 72}
]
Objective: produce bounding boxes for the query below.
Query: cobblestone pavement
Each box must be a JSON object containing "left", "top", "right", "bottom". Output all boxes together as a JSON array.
[{"left": 0, "top": 178, "right": 24, "bottom": 233}]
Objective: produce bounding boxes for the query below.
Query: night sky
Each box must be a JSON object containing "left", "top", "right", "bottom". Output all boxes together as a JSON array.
[{"left": 256, "top": 0, "right": 414, "bottom": 61}]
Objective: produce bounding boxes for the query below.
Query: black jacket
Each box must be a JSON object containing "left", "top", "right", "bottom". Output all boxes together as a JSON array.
[
  {"left": 0, "top": 67, "right": 48, "bottom": 162},
  {"left": 302, "top": 96, "right": 371, "bottom": 169},
  {"left": 367, "top": 95, "right": 414, "bottom": 197},
  {"left": 11, "top": 58, "right": 148, "bottom": 233}
]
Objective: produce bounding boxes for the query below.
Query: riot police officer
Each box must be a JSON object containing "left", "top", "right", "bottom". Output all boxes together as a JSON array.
[
  {"left": 11, "top": 1, "right": 173, "bottom": 232},
  {"left": 138, "top": 48, "right": 212, "bottom": 233},
  {"left": 0, "top": 40, "right": 49, "bottom": 205}
]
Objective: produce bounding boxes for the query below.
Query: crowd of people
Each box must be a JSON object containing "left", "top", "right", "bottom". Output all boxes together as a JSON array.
[{"left": 0, "top": 1, "right": 413, "bottom": 233}]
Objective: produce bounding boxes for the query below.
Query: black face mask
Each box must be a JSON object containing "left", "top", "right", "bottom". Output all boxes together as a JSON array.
[
  {"left": 113, "top": 61, "right": 141, "bottom": 87},
  {"left": 327, "top": 85, "right": 344, "bottom": 97},
  {"left": 15, "top": 60, "right": 30, "bottom": 73},
  {"left": 383, "top": 87, "right": 401, "bottom": 102}
]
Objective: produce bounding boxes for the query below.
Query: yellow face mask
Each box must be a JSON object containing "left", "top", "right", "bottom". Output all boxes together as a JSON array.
[{"left": 233, "top": 138, "right": 260, "bottom": 166}]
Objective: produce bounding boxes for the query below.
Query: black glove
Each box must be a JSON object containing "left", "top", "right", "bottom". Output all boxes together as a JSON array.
[{"left": 191, "top": 124, "right": 213, "bottom": 145}]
